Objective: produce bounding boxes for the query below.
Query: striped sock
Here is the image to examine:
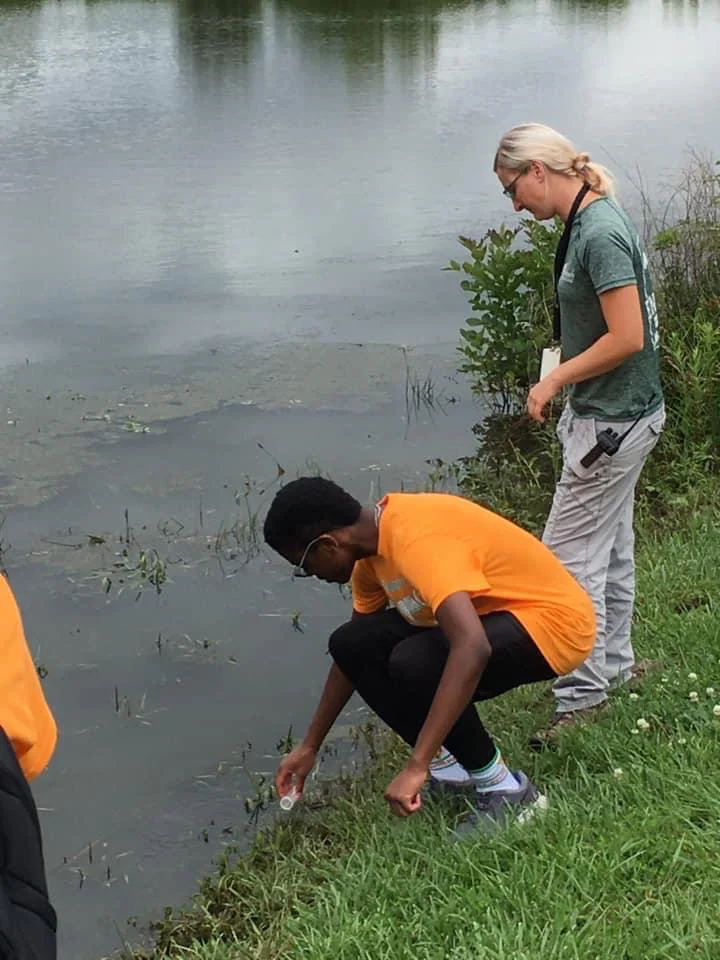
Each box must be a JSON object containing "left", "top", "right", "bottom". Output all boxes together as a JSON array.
[
  {"left": 467, "top": 749, "right": 520, "bottom": 793},
  {"left": 429, "top": 747, "right": 470, "bottom": 784}
]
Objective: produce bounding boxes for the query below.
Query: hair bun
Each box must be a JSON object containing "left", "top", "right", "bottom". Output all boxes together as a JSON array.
[{"left": 573, "top": 152, "right": 591, "bottom": 172}]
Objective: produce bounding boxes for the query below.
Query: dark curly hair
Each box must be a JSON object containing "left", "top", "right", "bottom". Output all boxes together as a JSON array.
[{"left": 263, "top": 477, "right": 362, "bottom": 555}]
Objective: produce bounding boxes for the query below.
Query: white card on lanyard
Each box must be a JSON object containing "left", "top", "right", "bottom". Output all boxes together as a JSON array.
[{"left": 540, "top": 346, "right": 561, "bottom": 381}]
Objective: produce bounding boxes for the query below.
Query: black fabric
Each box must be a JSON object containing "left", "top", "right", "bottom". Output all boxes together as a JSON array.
[
  {"left": 328, "top": 608, "right": 556, "bottom": 771},
  {"left": 0, "top": 729, "right": 56, "bottom": 960},
  {"left": 553, "top": 182, "right": 591, "bottom": 342}
]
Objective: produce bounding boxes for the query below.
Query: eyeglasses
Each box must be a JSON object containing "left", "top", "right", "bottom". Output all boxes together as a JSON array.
[
  {"left": 502, "top": 167, "right": 528, "bottom": 199},
  {"left": 292, "top": 534, "right": 326, "bottom": 578}
]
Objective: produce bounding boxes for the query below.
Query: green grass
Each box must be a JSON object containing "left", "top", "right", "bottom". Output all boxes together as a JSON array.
[{"left": 130, "top": 509, "right": 720, "bottom": 960}]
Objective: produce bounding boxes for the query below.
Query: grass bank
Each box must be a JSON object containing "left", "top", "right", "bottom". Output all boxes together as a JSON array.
[{"left": 126, "top": 505, "right": 720, "bottom": 960}]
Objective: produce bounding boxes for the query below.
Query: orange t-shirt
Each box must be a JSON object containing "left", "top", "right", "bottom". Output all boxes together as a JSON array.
[
  {"left": 351, "top": 492, "right": 595, "bottom": 675},
  {"left": 0, "top": 576, "right": 57, "bottom": 781}
]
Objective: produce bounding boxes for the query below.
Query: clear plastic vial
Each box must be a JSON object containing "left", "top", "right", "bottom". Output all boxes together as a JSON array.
[{"left": 279, "top": 787, "right": 299, "bottom": 812}]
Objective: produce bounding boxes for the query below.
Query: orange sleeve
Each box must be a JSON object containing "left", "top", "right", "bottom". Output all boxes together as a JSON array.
[
  {"left": 0, "top": 578, "right": 57, "bottom": 781},
  {"left": 350, "top": 560, "right": 387, "bottom": 614},
  {"left": 391, "top": 535, "right": 491, "bottom": 614}
]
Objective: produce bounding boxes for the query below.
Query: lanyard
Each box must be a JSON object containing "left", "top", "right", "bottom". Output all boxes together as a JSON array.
[{"left": 552, "top": 182, "right": 591, "bottom": 342}]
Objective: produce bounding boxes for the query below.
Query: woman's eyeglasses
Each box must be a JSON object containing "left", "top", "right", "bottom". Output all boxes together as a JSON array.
[{"left": 503, "top": 167, "right": 528, "bottom": 199}]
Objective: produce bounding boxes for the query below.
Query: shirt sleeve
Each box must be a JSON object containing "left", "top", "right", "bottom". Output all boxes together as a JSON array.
[
  {"left": 580, "top": 223, "right": 638, "bottom": 295},
  {"left": 350, "top": 560, "right": 387, "bottom": 614},
  {"left": 391, "top": 535, "right": 491, "bottom": 615}
]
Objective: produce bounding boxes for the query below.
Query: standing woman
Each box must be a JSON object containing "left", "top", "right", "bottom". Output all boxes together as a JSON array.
[{"left": 493, "top": 123, "right": 665, "bottom": 745}]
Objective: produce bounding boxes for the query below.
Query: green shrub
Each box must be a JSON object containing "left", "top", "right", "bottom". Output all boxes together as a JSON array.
[
  {"left": 447, "top": 219, "right": 560, "bottom": 415},
  {"left": 645, "top": 156, "right": 720, "bottom": 318},
  {"left": 640, "top": 306, "right": 720, "bottom": 517}
]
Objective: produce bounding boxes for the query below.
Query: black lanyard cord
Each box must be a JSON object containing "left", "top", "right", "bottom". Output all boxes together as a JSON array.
[{"left": 552, "top": 182, "right": 591, "bottom": 343}]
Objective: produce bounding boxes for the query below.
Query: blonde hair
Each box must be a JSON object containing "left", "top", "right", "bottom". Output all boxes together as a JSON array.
[{"left": 494, "top": 122, "right": 616, "bottom": 197}]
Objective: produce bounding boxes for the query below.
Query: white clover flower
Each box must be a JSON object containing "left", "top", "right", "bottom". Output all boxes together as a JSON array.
[
  {"left": 613, "top": 768, "right": 624, "bottom": 778},
  {"left": 688, "top": 672, "right": 698, "bottom": 681},
  {"left": 713, "top": 705, "right": 720, "bottom": 718},
  {"left": 706, "top": 688, "right": 715, "bottom": 697},
  {"left": 629, "top": 692, "right": 639, "bottom": 701},
  {"left": 636, "top": 718, "right": 650, "bottom": 731},
  {"left": 689, "top": 691, "right": 699, "bottom": 702}
]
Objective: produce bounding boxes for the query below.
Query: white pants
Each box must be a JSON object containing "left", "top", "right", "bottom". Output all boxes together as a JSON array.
[{"left": 543, "top": 403, "right": 665, "bottom": 713}]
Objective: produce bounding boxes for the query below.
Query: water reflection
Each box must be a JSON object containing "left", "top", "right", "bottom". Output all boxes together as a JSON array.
[
  {"left": 0, "top": 0, "right": 43, "bottom": 8},
  {"left": 177, "top": 0, "right": 265, "bottom": 80},
  {"left": 275, "top": 0, "right": 474, "bottom": 11},
  {"left": 274, "top": 0, "right": 455, "bottom": 76},
  {"left": 551, "top": 0, "right": 629, "bottom": 8},
  {"left": 176, "top": 0, "right": 476, "bottom": 85},
  {"left": 662, "top": 0, "right": 699, "bottom": 25},
  {"left": 549, "top": 0, "right": 630, "bottom": 25}
]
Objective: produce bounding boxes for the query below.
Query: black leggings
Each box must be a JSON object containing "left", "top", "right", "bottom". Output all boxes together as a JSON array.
[{"left": 328, "top": 608, "right": 556, "bottom": 771}]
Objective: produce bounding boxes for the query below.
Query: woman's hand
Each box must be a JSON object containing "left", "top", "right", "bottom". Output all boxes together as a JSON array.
[{"left": 527, "top": 373, "right": 562, "bottom": 423}]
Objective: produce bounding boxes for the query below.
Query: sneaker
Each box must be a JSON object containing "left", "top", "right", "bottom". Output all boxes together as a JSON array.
[
  {"left": 529, "top": 702, "right": 608, "bottom": 752},
  {"left": 452, "top": 771, "right": 547, "bottom": 839}
]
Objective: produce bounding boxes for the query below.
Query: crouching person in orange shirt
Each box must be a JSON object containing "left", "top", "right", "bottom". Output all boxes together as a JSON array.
[
  {"left": 1, "top": 575, "right": 58, "bottom": 957},
  {"left": 264, "top": 477, "right": 595, "bottom": 836}
]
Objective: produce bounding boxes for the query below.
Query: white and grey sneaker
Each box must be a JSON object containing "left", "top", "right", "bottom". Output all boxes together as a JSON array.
[{"left": 452, "top": 771, "right": 547, "bottom": 839}]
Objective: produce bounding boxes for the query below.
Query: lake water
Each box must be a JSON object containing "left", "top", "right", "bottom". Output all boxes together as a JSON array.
[{"left": 1, "top": 0, "right": 719, "bottom": 956}]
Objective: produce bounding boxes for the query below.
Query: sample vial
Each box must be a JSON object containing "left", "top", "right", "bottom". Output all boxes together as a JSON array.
[{"left": 279, "top": 787, "right": 299, "bottom": 812}]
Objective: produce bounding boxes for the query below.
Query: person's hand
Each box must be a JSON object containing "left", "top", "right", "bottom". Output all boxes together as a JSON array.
[
  {"left": 275, "top": 743, "right": 317, "bottom": 801},
  {"left": 384, "top": 763, "right": 427, "bottom": 817},
  {"left": 527, "top": 373, "right": 562, "bottom": 423}
]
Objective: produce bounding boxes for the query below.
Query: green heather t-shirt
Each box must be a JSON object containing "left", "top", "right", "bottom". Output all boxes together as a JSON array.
[{"left": 557, "top": 197, "right": 664, "bottom": 421}]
